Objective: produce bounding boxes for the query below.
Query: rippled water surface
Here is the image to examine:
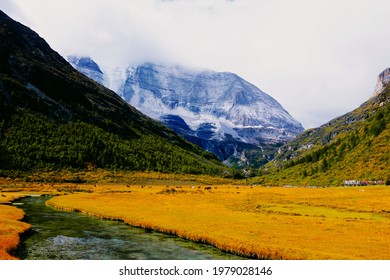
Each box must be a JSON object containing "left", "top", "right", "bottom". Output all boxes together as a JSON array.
[{"left": 16, "top": 196, "right": 245, "bottom": 260}]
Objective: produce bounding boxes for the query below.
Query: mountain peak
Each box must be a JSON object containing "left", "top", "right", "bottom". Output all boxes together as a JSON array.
[
  {"left": 68, "top": 57, "right": 304, "bottom": 167},
  {"left": 68, "top": 56, "right": 103, "bottom": 74},
  {"left": 373, "top": 68, "right": 390, "bottom": 97},
  {"left": 121, "top": 62, "right": 303, "bottom": 131},
  {"left": 67, "top": 55, "right": 104, "bottom": 84}
]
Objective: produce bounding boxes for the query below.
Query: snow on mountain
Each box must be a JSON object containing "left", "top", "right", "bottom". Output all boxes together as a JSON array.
[
  {"left": 67, "top": 56, "right": 105, "bottom": 85},
  {"left": 67, "top": 57, "right": 304, "bottom": 166},
  {"left": 115, "top": 63, "right": 303, "bottom": 144}
]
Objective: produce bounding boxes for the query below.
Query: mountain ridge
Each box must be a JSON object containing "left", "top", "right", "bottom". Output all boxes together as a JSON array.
[
  {"left": 0, "top": 10, "right": 233, "bottom": 176},
  {"left": 253, "top": 70, "right": 390, "bottom": 186}
]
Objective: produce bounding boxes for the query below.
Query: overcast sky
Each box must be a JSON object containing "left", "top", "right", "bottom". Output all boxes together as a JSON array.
[{"left": 3, "top": 0, "right": 390, "bottom": 128}]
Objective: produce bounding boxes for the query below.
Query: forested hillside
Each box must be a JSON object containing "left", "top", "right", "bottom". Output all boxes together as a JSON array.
[
  {"left": 0, "top": 11, "right": 234, "bottom": 177},
  {"left": 253, "top": 83, "right": 390, "bottom": 186}
]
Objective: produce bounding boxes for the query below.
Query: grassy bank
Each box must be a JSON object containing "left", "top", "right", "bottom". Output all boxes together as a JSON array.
[
  {"left": 0, "top": 192, "right": 31, "bottom": 260},
  {"left": 0, "top": 172, "right": 234, "bottom": 260},
  {"left": 0, "top": 178, "right": 60, "bottom": 260},
  {"left": 47, "top": 184, "right": 390, "bottom": 260}
]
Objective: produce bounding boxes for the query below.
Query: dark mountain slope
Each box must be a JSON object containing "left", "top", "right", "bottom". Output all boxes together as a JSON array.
[
  {"left": 253, "top": 74, "right": 390, "bottom": 186},
  {"left": 1, "top": 10, "right": 157, "bottom": 137},
  {"left": 0, "top": 10, "right": 233, "bottom": 176}
]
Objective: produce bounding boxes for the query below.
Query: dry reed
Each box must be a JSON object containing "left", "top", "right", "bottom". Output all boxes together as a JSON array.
[{"left": 47, "top": 185, "right": 390, "bottom": 259}]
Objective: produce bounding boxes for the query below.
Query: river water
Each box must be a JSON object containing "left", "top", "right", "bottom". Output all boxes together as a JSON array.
[{"left": 15, "top": 196, "right": 245, "bottom": 260}]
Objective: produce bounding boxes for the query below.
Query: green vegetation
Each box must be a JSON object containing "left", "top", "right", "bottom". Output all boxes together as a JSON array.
[
  {"left": 252, "top": 86, "right": 390, "bottom": 186},
  {"left": 0, "top": 109, "right": 234, "bottom": 176}
]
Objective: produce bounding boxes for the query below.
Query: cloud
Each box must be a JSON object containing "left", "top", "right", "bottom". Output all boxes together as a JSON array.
[
  {"left": 3, "top": 0, "right": 390, "bottom": 128},
  {"left": 1, "top": 0, "right": 21, "bottom": 18}
]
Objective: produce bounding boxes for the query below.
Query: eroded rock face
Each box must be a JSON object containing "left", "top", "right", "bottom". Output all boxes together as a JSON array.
[{"left": 373, "top": 68, "right": 390, "bottom": 97}]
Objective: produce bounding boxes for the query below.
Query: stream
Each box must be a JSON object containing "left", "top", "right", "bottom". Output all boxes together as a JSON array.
[{"left": 14, "top": 196, "right": 245, "bottom": 260}]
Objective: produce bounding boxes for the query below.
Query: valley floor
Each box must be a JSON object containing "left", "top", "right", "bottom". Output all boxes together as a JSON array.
[{"left": 1, "top": 174, "right": 390, "bottom": 260}]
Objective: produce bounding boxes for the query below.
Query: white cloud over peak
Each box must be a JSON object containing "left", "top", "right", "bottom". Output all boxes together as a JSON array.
[{"left": 3, "top": 0, "right": 390, "bottom": 128}]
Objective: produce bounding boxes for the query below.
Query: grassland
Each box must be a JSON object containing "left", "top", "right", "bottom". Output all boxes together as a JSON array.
[
  {"left": 1, "top": 173, "right": 390, "bottom": 260},
  {"left": 0, "top": 172, "right": 235, "bottom": 260},
  {"left": 0, "top": 188, "right": 31, "bottom": 260},
  {"left": 0, "top": 177, "right": 58, "bottom": 260},
  {"left": 46, "top": 183, "right": 390, "bottom": 260}
]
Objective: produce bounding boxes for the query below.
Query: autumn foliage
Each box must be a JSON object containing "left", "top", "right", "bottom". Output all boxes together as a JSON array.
[{"left": 0, "top": 194, "right": 31, "bottom": 260}]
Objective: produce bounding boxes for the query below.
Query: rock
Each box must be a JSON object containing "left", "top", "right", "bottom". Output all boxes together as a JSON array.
[{"left": 373, "top": 68, "right": 390, "bottom": 97}]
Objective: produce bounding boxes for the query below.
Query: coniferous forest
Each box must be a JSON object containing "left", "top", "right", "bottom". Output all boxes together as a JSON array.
[{"left": 0, "top": 108, "right": 234, "bottom": 176}]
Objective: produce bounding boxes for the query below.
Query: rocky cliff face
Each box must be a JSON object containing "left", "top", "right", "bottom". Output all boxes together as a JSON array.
[
  {"left": 68, "top": 57, "right": 304, "bottom": 167},
  {"left": 373, "top": 68, "right": 390, "bottom": 97}
]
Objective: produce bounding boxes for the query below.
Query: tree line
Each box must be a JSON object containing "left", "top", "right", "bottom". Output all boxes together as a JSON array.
[{"left": 0, "top": 109, "right": 233, "bottom": 176}]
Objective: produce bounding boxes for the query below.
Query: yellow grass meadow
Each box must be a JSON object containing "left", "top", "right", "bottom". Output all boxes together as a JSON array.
[
  {"left": 46, "top": 184, "right": 390, "bottom": 260},
  {"left": 0, "top": 192, "right": 31, "bottom": 260}
]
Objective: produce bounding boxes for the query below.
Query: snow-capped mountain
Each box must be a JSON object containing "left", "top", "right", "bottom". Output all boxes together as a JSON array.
[{"left": 68, "top": 57, "right": 304, "bottom": 166}]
